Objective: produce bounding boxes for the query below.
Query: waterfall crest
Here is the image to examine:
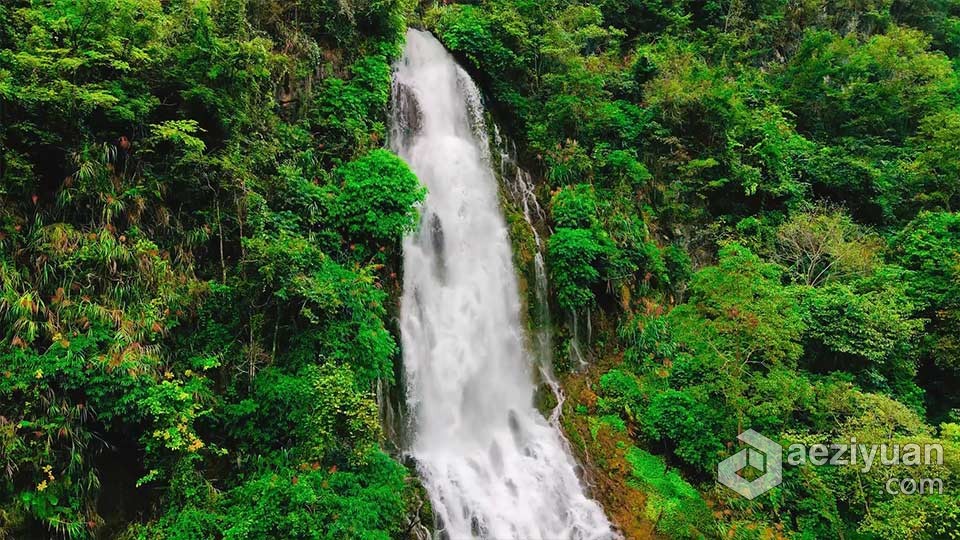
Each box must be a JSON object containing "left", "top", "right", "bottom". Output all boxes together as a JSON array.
[{"left": 391, "top": 29, "right": 615, "bottom": 540}]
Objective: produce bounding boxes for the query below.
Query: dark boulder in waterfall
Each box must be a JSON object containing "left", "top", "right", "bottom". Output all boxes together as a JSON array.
[
  {"left": 429, "top": 213, "right": 445, "bottom": 280},
  {"left": 391, "top": 81, "right": 422, "bottom": 146}
]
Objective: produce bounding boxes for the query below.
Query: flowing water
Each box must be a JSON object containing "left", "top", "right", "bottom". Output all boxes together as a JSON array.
[{"left": 391, "top": 29, "right": 614, "bottom": 540}]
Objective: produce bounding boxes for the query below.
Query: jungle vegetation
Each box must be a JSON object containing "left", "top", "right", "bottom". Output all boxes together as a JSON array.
[
  {"left": 1, "top": 0, "right": 423, "bottom": 537},
  {"left": 425, "top": 0, "right": 960, "bottom": 537},
  {"left": 0, "top": 0, "right": 958, "bottom": 538}
]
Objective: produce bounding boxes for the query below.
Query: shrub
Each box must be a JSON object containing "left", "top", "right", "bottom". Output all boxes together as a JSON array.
[{"left": 333, "top": 149, "right": 425, "bottom": 245}]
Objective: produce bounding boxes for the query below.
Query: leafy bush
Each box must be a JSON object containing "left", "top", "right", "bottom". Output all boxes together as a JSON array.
[
  {"left": 640, "top": 390, "right": 725, "bottom": 472},
  {"left": 596, "top": 369, "right": 644, "bottom": 420},
  {"left": 550, "top": 184, "right": 599, "bottom": 228},
  {"left": 547, "top": 227, "right": 614, "bottom": 310},
  {"left": 333, "top": 149, "right": 426, "bottom": 246}
]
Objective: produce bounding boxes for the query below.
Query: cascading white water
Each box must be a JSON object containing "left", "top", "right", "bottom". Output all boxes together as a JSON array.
[{"left": 391, "top": 29, "right": 615, "bottom": 540}]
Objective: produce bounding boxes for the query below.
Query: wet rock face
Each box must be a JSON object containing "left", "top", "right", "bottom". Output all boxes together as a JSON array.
[
  {"left": 429, "top": 213, "right": 445, "bottom": 280},
  {"left": 391, "top": 81, "right": 422, "bottom": 146},
  {"left": 429, "top": 213, "right": 443, "bottom": 248},
  {"left": 399, "top": 455, "right": 435, "bottom": 540}
]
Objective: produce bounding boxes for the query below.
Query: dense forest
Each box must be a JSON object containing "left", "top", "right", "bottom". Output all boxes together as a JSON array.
[{"left": 0, "top": 0, "right": 958, "bottom": 538}]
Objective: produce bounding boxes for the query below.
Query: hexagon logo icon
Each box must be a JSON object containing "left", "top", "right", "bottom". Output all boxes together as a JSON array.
[{"left": 717, "top": 429, "right": 782, "bottom": 499}]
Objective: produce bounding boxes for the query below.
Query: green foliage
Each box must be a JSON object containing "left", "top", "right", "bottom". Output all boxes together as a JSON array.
[
  {"left": 550, "top": 184, "right": 599, "bottom": 229},
  {"left": 242, "top": 232, "right": 398, "bottom": 385},
  {"left": 132, "top": 450, "right": 407, "bottom": 540},
  {"left": 625, "top": 447, "right": 714, "bottom": 538},
  {"left": 212, "top": 451, "right": 407, "bottom": 540},
  {"left": 3, "top": 0, "right": 960, "bottom": 536},
  {"left": 596, "top": 369, "right": 644, "bottom": 421},
  {"left": 620, "top": 314, "right": 678, "bottom": 368},
  {"left": 641, "top": 390, "right": 726, "bottom": 471},
  {"left": 0, "top": 0, "right": 416, "bottom": 537},
  {"left": 669, "top": 244, "right": 805, "bottom": 367},
  {"left": 780, "top": 27, "right": 956, "bottom": 142},
  {"left": 800, "top": 276, "right": 925, "bottom": 406},
  {"left": 908, "top": 109, "right": 960, "bottom": 211},
  {"left": 332, "top": 149, "right": 425, "bottom": 246},
  {"left": 662, "top": 244, "right": 692, "bottom": 294},
  {"left": 892, "top": 211, "right": 960, "bottom": 309},
  {"left": 310, "top": 55, "right": 398, "bottom": 167},
  {"left": 224, "top": 364, "right": 381, "bottom": 467},
  {"left": 890, "top": 211, "right": 960, "bottom": 411},
  {"left": 775, "top": 204, "right": 882, "bottom": 286},
  {"left": 547, "top": 227, "right": 614, "bottom": 310}
]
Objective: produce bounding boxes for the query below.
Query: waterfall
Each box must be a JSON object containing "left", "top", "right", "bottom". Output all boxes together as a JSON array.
[{"left": 391, "top": 29, "right": 615, "bottom": 540}]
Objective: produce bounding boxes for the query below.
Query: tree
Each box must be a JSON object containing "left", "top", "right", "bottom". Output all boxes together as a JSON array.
[
  {"left": 332, "top": 149, "right": 425, "bottom": 246},
  {"left": 909, "top": 110, "right": 960, "bottom": 211},
  {"left": 669, "top": 243, "right": 805, "bottom": 368},
  {"left": 640, "top": 390, "right": 726, "bottom": 471},
  {"left": 800, "top": 276, "right": 925, "bottom": 407},
  {"left": 775, "top": 205, "right": 882, "bottom": 286},
  {"left": 891, "top": 212, "right": 960, "bottom": 407},
  {"left": 780, "top": 27, "right": 956, "bottom": 142}
]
